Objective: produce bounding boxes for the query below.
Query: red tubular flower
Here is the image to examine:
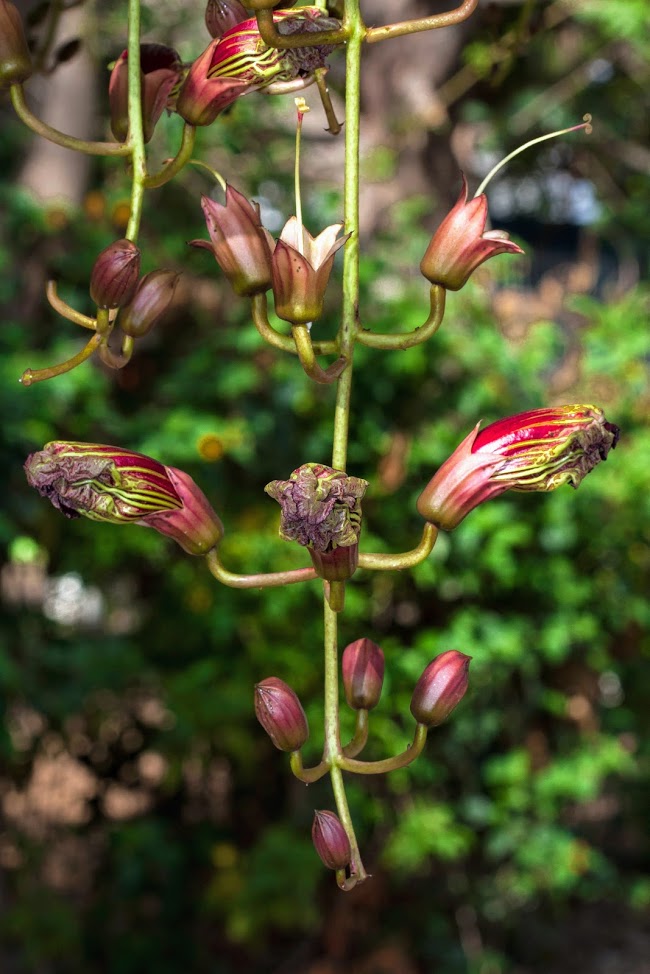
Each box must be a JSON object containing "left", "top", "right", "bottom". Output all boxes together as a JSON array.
[
  {"left": 341, "top": 638, "right": 385, "bottom": 711},
  {"left": 254, "top": 677, "right": 309, "bottom": 752},
  {"left": 109, "top": 44, "right": 181, "bottom": 143},
  {"left": 410, "top": 650, "right": 471, "bottom": 728},
  {"left": 312, "top": 810, "right": 351, "bottom": 871},
  {"left": 190, "top": 186, "right": 272, "bottom": 296},
  {"left": 89, "top": 239, "right": 141, "bottom": 309},
  {"left": 417, "top": 405, "right": 620, "bottom": 531},
  {"left": 24, "top": 442, "right": 224, "bottom": 555},
  {"left": 0, "top": 0, "right": 31, "bottom": 87},
  {"left": 420, "top": 174, "right": 524, "bottom": 291},
  {"left": 265, "top": 217, "right": 349, "bottom": 324},
  {"left": 175, "top": 7, "right": 339, "bottom": 126}
]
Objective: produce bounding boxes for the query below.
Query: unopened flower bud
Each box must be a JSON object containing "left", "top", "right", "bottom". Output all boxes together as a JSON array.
[
  {"left": 420, "top": 174, "right": 523, "bottom": 291},
  {"left": 410, "top": 650, "right": 471, "bottom": 727},
  {"left": 89, "top": 239, "right": 141, "bottom": 309},
  {"left": 109, "top": 44, "right": 181, "bottom": 143},
  {"left": 312, "top": 810, "right": 351, "bottom": 871},
  {"left": 342, "top": 638, "right": 384, "bottom": 711},
  {"left": 417, "top": 405, "right": 620, "bottom": 531},
  {"left": 24, "top": 442, "right": 224, "bottom": 555},
  {"left": 265, "top": 463, "right": 368, "bottom": 581},
  {"left": 205, "top": 0, "right": 248, "bottom": 39},
  {"left": 0, "top": 0, "right": 32, "bottom": 87},
  {"left": 254, "top": 677, "right": 309, "bottom": 752},
  {"left": 118, "top": 270, "right": 180, "bottom": 337}
]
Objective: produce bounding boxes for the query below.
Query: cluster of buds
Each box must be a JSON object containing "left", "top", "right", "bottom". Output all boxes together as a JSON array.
[{"left": 89, "top": 239, "right": 180, "bottom": 338}]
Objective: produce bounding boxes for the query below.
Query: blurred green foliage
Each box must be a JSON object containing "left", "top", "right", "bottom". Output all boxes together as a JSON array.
[{"left": 0, "top": 1, "right": 648, "bottom": 972}]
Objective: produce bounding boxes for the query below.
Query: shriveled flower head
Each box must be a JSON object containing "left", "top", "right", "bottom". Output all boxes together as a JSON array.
[
  {"left": 24, "top": 442, "right": 223, "bottom": 555},
  {"left": 265, "top": 217, "right": 349, "bottom": 324},
  {"left": 190, "top": 185, "right": 272, "bottom": 296},
  {"left": 417, "top": 405, "right": 620, "bottom": 531},
  {"left": 420, "top": 174, "right": 524, "bottom": 291},
  {"left": 175, "top": 7, "right": 340, "bottom": 126}
]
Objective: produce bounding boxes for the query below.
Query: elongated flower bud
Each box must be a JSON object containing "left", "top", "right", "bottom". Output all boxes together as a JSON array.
[
  {"left": 417, "top": 405, "right": 620, "bottom": 531},
  {"left": 342, "top": 638, "right": 385, "bottom": 711},
  {"left": 265, "top": 463, "right": 368, "bottom": 581},
  {"left": 24, "top": 442, "right": 223, "bottom": 555},
  {"left": 312, "top": 810, "right": 351, "bottom": 871},
  {"left": 0, "top": 0, "right": 32, "bottom": 87},
  {"left": 118, "top": 270, "right": 180, "bottom": 337},
  {"left": 254, "top": 677, "right": 309, "bottom": 752},
  {"left": 410, "top": 651, "right": 471, "bottom": 727},
  {"left": 89, "top": 239, "right": 141, "bottom": 309}
]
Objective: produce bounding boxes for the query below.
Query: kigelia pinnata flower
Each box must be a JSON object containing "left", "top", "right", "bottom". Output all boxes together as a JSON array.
[
  {"left": 420, "top": 174, "right": 524, "bottom": 291},
  {"left": 175, "top": 7, "right": 341, "bottom": 126},
  {"left": 109, "top": 44, "right": 181, "bottom": 143},
  {"left": 191, "top": 186, "right": 272, "bottom": 297},
  {"left": 265, "top": 217, "right": 349, "bottom": 324},
  {"left": 254, "top": 677, "right": 309, "bottom": 752},
  {"left": 24, "top": 442, "right": 223, "bottom": 555},
  {"left": 312, "top": 811, "right": 352, "bottom": 871},
  {"left": 341, "top": 638, "right": 385, "bottom": 712},
  {"left": 265, "top": 463, "right": 368, "bottom": 580},
  {"left": 417, "top": 405, "right": 620, "bottom": 531}
]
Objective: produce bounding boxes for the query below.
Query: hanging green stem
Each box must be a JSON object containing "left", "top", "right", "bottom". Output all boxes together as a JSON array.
[
  {"left": 144, "top": 123, "right": 197, "bottom": 189},
  {"left": 365, "top": 0, "right": 479, "bottom": 43},
  {"left": 9, "top": 85, "right": 131, "bottom": 156},
  {"left": 359, "top": 523, "right": 439, "bottom": 571},
  {"left": 356, "top": 285, "right": 446, "bottom": 350},
  {"left": 205, "top": 549, "right": 318, "bottom": 589},
  {"left": 125, "top": 0, "right": 146, "bottom": 243}
]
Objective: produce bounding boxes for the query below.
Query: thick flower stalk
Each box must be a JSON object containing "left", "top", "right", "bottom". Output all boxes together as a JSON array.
[
  {"left": 24, "top": 442, "right": 223, "bottom": 555},
  {"left": 265, "top": 463, "right": 368, "bottom": 580},
  {"left": 417, "top": 405, "right": 620, "bottom": 531},
  {"left": 175, "top": 7, "right": 340, "bottom": 125},
  {"left": 420, "top": 174, "right": 524, "bottom": 290}
]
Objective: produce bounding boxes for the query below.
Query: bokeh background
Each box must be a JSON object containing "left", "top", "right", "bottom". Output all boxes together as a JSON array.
[{"left": 1, "top": 1, "right": 649, "bottom": 972}]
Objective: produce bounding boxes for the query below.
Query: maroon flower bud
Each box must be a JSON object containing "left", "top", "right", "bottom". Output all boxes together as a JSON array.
[
  {"left": 109, "top": 44, "right": 181, "bottom": 143},
  {"left": 265, "top": 463, "right": 368, "bottom": 581},
  {"left": 254, "top": 677, "right": 309, "bottom": 752},
  {"left": 24, "top": 442, "right": 224, "bottom": 555},
  {"left": 190, "top": 187, "right": 272, "bottom": 297},
  {"left": 410, "top": 650, "right": 471, "bottom": 727},
  {"left": 417, "top": 405, "right": 620, "bottom": 531},
  {"left": 312, "top": 810, "right": 351, "bottom": 871},
  {"left": 0, "top": 0, "right": 32, "bottom": 87},
  {"left": 118, "top": 270, "right": 180, "bottom": 337},
  {"left": 205, "top": 0, "right": 248, "bottom": 39},
  {"left": 89, "top": 239, "right": 141, "bottom": 309},
  {"left": 175, "top": 8, "right": 339, "bottom": 126},
  {"left": 342, "top": 638, "right": 385, "bottom": 711},
  {"left": 420, "top": 174, "right": 524, "bottom": 291},
  {"left": 265, "top": 217, "right": 349, "bottom": 325}
]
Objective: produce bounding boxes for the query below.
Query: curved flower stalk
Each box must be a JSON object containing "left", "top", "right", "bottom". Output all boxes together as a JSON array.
[
  {"left": 417, "top": 405, "right": 620, "bottom": 531},
  {"left": 24, "top": 442, "right": 224, "bottom": 555}
]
